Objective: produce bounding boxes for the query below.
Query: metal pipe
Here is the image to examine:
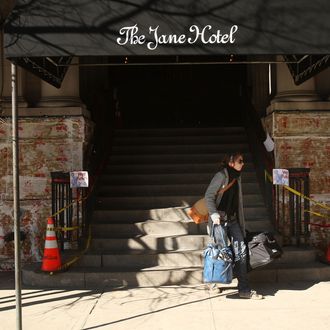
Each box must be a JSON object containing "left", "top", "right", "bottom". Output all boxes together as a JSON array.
[
  {"left": 11, "top": 62, "right": 22, "bottom": 330},
  {"left": 45, "top": 58, "right": 302, "bottom": 67}
]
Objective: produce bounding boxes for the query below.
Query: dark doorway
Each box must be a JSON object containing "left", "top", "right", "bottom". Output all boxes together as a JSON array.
[{"left": 109, "top": 64, "right": 246, "bottom": 128}]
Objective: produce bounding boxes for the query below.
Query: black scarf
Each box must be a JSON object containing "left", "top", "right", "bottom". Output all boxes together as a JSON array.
[{"left": 218, "top": 166, "right": 241, "bottom": 216}]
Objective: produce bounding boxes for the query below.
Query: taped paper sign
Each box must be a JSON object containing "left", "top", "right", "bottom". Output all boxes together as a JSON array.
[
  {"left": 70, "top": 171, "right": 89, "bottom": 188},
  {"left": 272, "top": 169, "right": 289, "bottom": 186}
]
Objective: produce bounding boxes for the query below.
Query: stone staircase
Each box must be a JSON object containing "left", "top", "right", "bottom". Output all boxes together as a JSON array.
[{"left": 22, "top": 127, "right": 330, "bottom": 288}]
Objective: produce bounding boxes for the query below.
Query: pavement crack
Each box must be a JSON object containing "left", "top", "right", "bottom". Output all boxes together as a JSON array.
[{"left": 75, "top": 286, "right": 107, "bottom": 330}]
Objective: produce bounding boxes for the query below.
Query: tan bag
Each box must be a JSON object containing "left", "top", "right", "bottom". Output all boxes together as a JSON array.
[
  {"left": 188, "top": 179, "right": 237, "bottom": 224},
  {"left": 188, "top": 198, "right": 209, "bottom": 224}
]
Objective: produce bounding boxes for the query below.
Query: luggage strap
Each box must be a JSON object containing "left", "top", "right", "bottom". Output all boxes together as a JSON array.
[{"left": 216, "top": 179, "right": 237, "bottom": 196}]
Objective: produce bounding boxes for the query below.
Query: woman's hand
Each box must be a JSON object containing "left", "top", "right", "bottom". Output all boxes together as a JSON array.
[{"left": 211, "top": 213, "right": 220, "bottom": 225}]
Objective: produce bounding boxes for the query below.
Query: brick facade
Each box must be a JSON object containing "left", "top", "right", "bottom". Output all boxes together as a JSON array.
[{"left": 0, "top": 113, "right": 94, "bottom": 270}]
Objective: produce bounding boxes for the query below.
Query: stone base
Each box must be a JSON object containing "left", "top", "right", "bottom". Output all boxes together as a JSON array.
[
  {"left": 267, "top": 100, "right": 330, "bottom": 114},
  {"left": 272, "top": 91, "right": 321, "bottom": 102},
  {"left": 0, "top": 96, "right": 28, "bottom": 108},
  {"left": 36, "top": 96, "right": 83, "bottom": 108},
  {"left": 0, "top": 106, "right": 91, "bottom": 118}
]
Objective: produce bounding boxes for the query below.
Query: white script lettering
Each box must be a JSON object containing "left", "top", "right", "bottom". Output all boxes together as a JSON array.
[
  {"left": 116, "top": 24, "right": 239, "bottom": 50},
  {"left": 117, "top": 24, "right": 145, "bottom": 45},
  {"left": 147, "top": 26, "right": 186, "bottom": 50},
  {"left": 188, "top": 25, "right": 238, "bottom": 44}
]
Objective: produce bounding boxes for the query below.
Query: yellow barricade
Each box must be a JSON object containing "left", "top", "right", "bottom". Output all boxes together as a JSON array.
[{"left": 264, "top": 170, "right": 330, "bottom": 223}]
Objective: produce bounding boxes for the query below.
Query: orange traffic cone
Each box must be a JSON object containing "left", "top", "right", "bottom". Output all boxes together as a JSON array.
[{"left": 41, "top": 217, "right": 61, "bottom": 272}]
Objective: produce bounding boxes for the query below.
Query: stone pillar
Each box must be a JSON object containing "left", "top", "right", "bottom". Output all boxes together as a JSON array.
[
  {"left": 263, "top": 57, "right": 330, "bottom": 248},
  {"left": 272, "top": 56, "right": 320, "bottom": 102},
  {"left": 1, "top": 58, "right": 28, "bottom": 108},
  {"left": 37, "top": 57, "right": 83, "bottom": 107},
  {"left": 265, "top": 57, "right": 330, "bottom": 177}
]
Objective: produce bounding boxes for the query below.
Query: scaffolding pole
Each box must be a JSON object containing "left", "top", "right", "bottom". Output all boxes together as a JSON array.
[{"left": 11, "top": 62, "right": 22, "bottom": 330}]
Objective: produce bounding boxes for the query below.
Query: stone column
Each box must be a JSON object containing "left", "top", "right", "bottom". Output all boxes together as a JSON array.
[
  {"left": 37, "top": 57, "right": 83, "bottom": 107},
  {"left": 272, "top": 56, "right": 320, "bottom": 103},
  {"left": 263, "top": 57, "right": 330, "bottom": 248},
  {"left": 1, "top": 58, "right": 28, "bottom": 108}
]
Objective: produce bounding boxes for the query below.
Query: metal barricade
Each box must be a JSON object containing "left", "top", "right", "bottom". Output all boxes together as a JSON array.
[
  {"left": 51, "top": 171, "right": 87, "bottom": 250},
  {"left": 270, "top": 168, "right": 311, "bottom": 246}
]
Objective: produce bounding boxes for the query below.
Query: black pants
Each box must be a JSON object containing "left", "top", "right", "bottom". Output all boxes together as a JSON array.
[{"left": 212, "top": 221, "right": 250, "bottom": 293}]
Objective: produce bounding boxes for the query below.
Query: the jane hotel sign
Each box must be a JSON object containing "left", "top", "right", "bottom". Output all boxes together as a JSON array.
[{"left": 117, "top": 24, "right": 239, "bottom": 51}]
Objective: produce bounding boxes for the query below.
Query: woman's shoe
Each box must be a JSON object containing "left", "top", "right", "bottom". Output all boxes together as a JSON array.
[
  {"left": 239, "top": 290, "right": 263, "bottom": 300},
  {"left": 207, "top": 283, "right": 221, "bottom": 294}
]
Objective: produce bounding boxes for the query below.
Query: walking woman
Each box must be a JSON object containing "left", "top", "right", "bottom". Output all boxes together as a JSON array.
[{"left": 204, "top": 152, "right": 263, "bottom": 299}]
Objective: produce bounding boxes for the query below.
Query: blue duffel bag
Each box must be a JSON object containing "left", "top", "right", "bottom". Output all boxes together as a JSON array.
[
  {"left": 203, "top": 243, "right": 233, "bottom": 284},
  {"left": 203, "top": 224, "right": 233, "bottom": 284}
]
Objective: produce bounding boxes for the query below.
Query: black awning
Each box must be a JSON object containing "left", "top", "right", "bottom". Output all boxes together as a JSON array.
[
  {"left": 13, "top": 56, "right": 72, "bottom": 88},
  {"left": 4, "top": 0, "right": 330, "bottom": 58},
  {"left": 284, "top": 55, "right": 330, "bottom": 85}
]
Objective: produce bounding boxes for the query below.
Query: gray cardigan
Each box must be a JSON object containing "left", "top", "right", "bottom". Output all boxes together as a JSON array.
[{"left": 204, "top": 168, "right": 246, "bottom": 236}]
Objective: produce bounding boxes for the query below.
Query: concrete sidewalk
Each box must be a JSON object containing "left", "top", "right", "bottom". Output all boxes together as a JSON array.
[{"left": 0, "top": 272, "right": 329, "bottom": 330}]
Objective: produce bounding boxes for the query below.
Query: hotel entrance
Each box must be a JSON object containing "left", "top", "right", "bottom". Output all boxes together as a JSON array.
[{"left": 80, "top": 59, "right": 248, "bottom": 129}]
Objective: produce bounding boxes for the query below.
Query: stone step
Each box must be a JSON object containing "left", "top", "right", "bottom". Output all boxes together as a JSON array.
[
  {"left": 113, "top": 134, "right": 248, "bottom": 145},
  {"left": 22, "top": 261, "right": 330, "bottom": 289},
  {"left": 105, "top": 162, "right": 255, "bottom": 174},
  {"left": 92, "top": 206, "right": 270, "bottom": 222},
  {"left": 245, "top": 220, "right": 274, "bottom": 233},
  {"left": 108, "top": 153, "right": 253, "bottom": 165},
  {"left": 77, "top": 247, "right": 317, "bottom": 268},
  {"left": 114, "top": 127, "right": 246, "bottom": 137},
  {"left": 78, "top": 250, "right": 204, "bottom": 268},
  {"left": 90, "top": 227, "right": 281, "bottom": 250},
  {"left": 91, "top": 219, "right": 273, "bottom": 236},
  {"left": 90, "top": 234, "right": 210, "bottom": 251},
  {"left": 93, "top": 207, "right": 191, "bottom": 222},
  {"left": 97, "top": 182, "right": 261, "bottom": 196},
  {"left": 99, "top": 172, "right": 257, "bottom": 185},
  {"left": 95, "top": 194, "right": 264, "bottom": 210},
  {"left": 92, "top": 221, "right": 208, "bottom": 236},
  {"left": 111, "top": 143, "right": 250, "bottom": 155},
  {"left": 83, "top": 125, "right": 279, "bottom": 289},
  {"left": 272, "top": 247, "right": 317, "bottom": 264},
  {"left": 247, "top": 262, "right": 330, "bottom": 283}
]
